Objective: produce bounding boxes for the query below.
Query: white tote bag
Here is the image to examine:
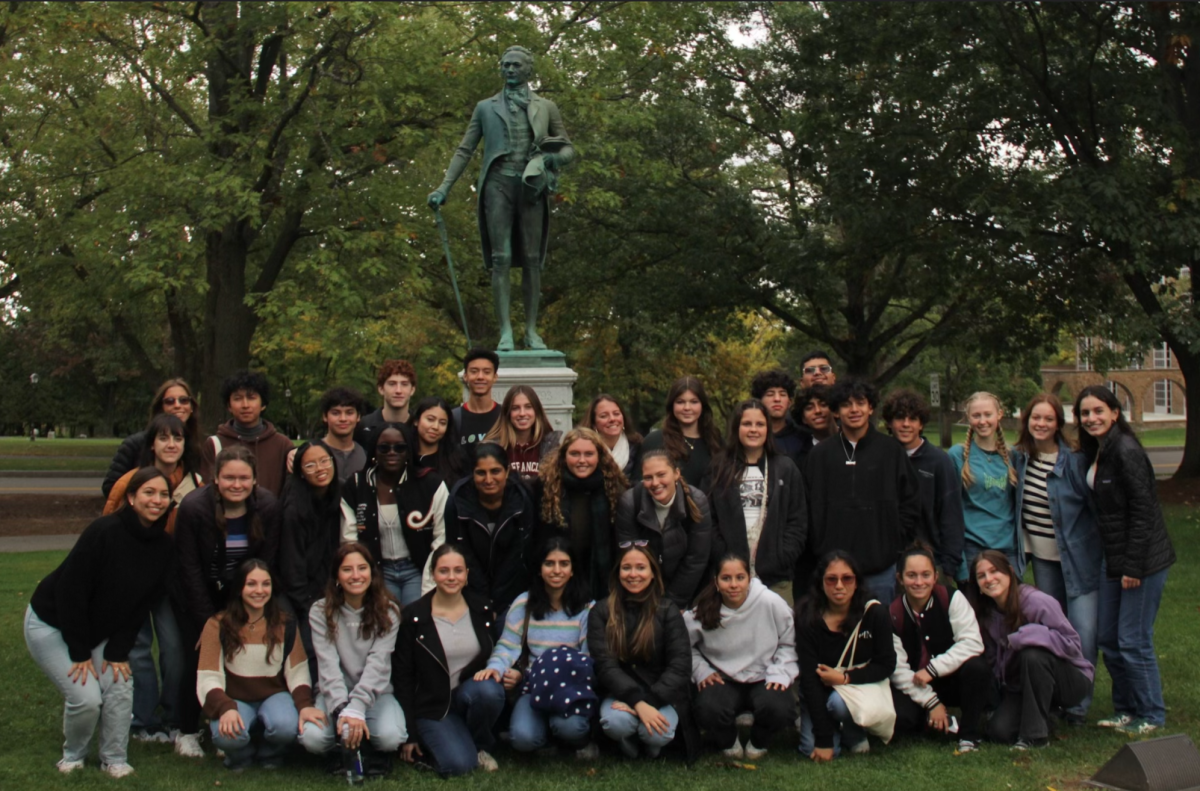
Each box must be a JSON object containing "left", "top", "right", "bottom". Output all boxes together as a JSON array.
[{"left": 832, "top": 600, "right": 896, "bottom": 743}]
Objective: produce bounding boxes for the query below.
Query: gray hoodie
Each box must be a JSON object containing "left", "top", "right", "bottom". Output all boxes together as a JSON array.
[
  {"left": 683, "top": 578, "right": 799, "bottom": 687},
  {"left": 309, "top": 599, "right": 400, "bottom": 721}
]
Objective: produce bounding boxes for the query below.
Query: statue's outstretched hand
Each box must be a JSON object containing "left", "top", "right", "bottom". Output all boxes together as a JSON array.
[{"left": 427, "top": 190, "right": 446, "bottom": 209}]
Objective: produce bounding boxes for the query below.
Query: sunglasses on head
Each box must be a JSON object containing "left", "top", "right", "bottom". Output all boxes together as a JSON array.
[
  {"left": 618, "top": 540, "right": 649, "bottom": 549},
  {"left": 162, "top": 396, "right": 192, "bottom": 407},
  {"left": 376, "top": 443, "right": 407, "bottom": 454}
]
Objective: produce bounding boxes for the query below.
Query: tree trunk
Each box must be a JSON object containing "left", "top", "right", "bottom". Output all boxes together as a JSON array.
[
  {"left": 198, "top": 223, "right": 255, "bottom": 433},
  {"left": 1172, "top": 351, "right": 1200, "bottom": 479}
]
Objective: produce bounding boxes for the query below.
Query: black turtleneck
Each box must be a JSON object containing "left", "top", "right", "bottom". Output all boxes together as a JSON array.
[{"left": 30, "top": 506, "right": 175, "bottom": 662}]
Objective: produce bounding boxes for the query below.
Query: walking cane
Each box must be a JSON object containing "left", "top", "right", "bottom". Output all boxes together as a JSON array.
[{"left": 433, "top": 206, "right": 473, "bottom": 349}]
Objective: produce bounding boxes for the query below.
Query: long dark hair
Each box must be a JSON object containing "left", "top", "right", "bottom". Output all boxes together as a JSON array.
[
  {"left": 527, "top": 536, "right": 589, "bottom": 619},
  {"left": 120, "top": 466, "right": 172, "bottom": 514},
  {"left": 968, "top": 549, "right": 1025, "bottom": 635},
  {"left": 708, "top": 399, "right": 778, "bottom": 493},
  {"left": 408, "top": 396, "right": 468, "bottom": 482},
  {"left": 322, "top": 543, "right": 397, "bottom": 642},
  {"left": 605, "top": 545, "right": 665, "bottom": 662},
  {"left": 284, "top": 440, "right": 342, "bottom": 522},
  {"left": 1016, "top": 392, "right": 1072, "bottom": 458},
  {"left": 692, "top": 552, "right": 750, "bottom": 631},
  {"left": 150, "top": 377, "right": 200, "bottom": 452},
  {"left": 1073, "top": 384, "right": 1139, "bottom": 464},
  {"left": 581, "top": 393, "right": 644, "bottom": 445},
  {"left": 212, "top": 446, "right": 264, "bottom": 545},
  {"left": 137, "top": 413, "right": 199, "bottom": 475},
  {"left": 660, "top": 376, "right": 723, "bottom": 464},
  {"left": 219, "top": 559, "right": 287, "bottom": 663},
  {"left": 798, "top": 550, "right": 868, "bottom": 635}
]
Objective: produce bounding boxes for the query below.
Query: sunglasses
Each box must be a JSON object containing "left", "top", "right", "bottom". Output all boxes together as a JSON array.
[
  {"left": 824, "top": 574, "right": 857, "bottom": 587},
  {"left": 618, "top": 540, "right": 649, "bottom": 549},
  {"left": 376, "top": 443, "right": 407, "bottom": 455},
  {"left": 162, "top": 396, "right": 192, "bottom": 407},
  {"left": 803, "top": 365, "right": 833, "bottom": 375}
]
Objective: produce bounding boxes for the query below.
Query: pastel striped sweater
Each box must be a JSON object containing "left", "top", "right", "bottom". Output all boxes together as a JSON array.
[
  {"left": 197, "top": 615, "right": 313, "bottom": 718},
  {"left": 485, "top": 591, "right": 591, "bottom": 675}
]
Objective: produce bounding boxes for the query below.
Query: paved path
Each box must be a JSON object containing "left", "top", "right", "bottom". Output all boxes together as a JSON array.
[
  {"left": 0, "top": 534, "right": 78, "bottom": 553},
  {"left": 0, "top": 477, "right": 104, "bottom": 494}
]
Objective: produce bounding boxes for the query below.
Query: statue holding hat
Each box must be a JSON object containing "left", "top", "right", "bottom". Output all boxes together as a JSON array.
[{"left": 428, "top": 45, "right": 575, "bottom": 352}]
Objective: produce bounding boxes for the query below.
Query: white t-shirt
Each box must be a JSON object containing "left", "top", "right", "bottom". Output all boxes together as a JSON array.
[{"left": 740, "top": 465, "right": 766, "bottom": 574}]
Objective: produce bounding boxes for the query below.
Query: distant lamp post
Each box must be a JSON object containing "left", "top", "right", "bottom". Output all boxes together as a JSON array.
[
  {"left": 285, "top": 387, "right": 294, "bottom": 439},
  {"left": 29, "top": 373, "right": 39, "bottom": 441}
]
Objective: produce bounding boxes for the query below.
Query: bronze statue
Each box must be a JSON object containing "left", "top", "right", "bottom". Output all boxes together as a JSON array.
[{"left": 428, "top": 45, "right": 574, "bottom": 352}]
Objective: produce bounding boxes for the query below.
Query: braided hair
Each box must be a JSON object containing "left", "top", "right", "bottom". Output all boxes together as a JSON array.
[{"left": 959, "top": 392, "right": 1017, "bottom": 489}]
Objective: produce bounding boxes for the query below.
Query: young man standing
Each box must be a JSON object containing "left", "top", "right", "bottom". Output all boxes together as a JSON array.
[
  {"left": 881, "top": 389, "right": 965, "bottom": 582},
  {"left": 798, "top": 350, "right": 837, "bottom": 389},
  {"left": 319, "top": 387, "right": 369, "bottom": 484},
  {"left": 454, "top": 348, "right": 503, "bottom": 448},
  {"left": 750, "top": 368, "right": 806, "bottom": 464},
  {"left": 356, "top": 360, "right": 417, "bottom": 462},
  {"left": 199, "top": 370, "right": 295, "bottom": 496},
  {"left": 802, "top": 378, "right": 921, "bottom": 604}
]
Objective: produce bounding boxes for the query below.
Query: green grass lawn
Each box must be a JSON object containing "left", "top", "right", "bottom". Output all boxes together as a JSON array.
[{"left": 3, "top": 507, "right": 1199, "bottom": 789}]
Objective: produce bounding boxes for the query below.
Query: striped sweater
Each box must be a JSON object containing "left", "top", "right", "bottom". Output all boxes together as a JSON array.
[
  {"left": 485, "top": 591, "right": 591, "bottom": 675},
  {"left": 197, "top": 615, "right": 313, "bottom": 718}
]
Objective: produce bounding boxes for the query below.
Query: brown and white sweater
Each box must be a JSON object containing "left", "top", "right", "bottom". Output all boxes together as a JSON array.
[{"left": 197, "top": 615, "right": 313, "bottom": 718}]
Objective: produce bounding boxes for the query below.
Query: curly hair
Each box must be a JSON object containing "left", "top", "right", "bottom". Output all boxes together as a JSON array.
[
  {"left": 828, "top": 377, "right": 878, "bottom": 412},
  {"left": 540, "top": 428, "right": 627, "bottom": 528},
  {"left": 321, "top": 543, "right": 397, "bottom": 643},
  {"left": 750, "top": 369, "right": 797, "bottom": 401},
  {"left": 319, "top": 387, "right": 367, "bottom": 416},
  {"left": 880, "top": 388, "right": 930, "bottom": 426},
  {"left": 220, "top": 370, "right": 271, "bottom": 408},
  {"left": 375, "top": 360, "right": 417, "bottom": 390}
]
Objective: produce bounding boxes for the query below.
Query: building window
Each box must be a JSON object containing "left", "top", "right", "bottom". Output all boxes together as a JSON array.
[
  {"left": 1076, "top": 338, "right": 1093, "bottom": 371},
  {"left": 1154, "top": 380, "right": 1172, "bottom": 413},
  {"left": 1153, "top": 343, "right": 1171, "bottom": 369}
]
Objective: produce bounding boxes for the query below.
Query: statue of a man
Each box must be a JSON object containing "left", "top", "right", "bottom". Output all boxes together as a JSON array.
[{"left": 428, "top": 45, "right": 574, "bottom": 352}]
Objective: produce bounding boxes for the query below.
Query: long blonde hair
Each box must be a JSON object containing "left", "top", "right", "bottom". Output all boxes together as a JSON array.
[
  {"left": 540, "top": 427, "right": 627, "bottom": 527},
  {"left": 960, "top": 391, "right": 1017, "bottom": 488}
]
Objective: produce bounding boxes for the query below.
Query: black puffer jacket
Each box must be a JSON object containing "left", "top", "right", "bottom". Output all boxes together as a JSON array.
[
  {"left": 708, "top": 454, "right": 807, "bottom": 588},
  {"left": 101, "top": 432, "right": 146, "bottom": 497},
  {"left": 1090, "top": 429, "right": 1176, "bottom": 579},
  {"left": 278, "top": 477, "right": 343, "bottom": 617},
  {"left": 588, "top": 597, "right": 691, "bottom": 711},
  {"left": 444, "top": 477, "right": 534, "bottom": 613},
  {"left": 614, "top": 483, "right": 713, "bottom": 608}
]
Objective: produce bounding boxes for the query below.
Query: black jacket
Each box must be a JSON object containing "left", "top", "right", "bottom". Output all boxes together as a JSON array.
[
  {"left": 101, "top": 432, "right": 146, "bottom": 497},
  {"left": 908, "top": 440, "right": 966, "bottom": 578},
  {"left": 444, "top": 476, "right": 534, "bottom": 613},
  {"left": 173, "top": 485, "right": 281, "bottom": 629},
  {"left": 391, "top": 591, "right": 495, "bottom": 724},
  {"left": 532, "top": 472, "right": 618, "bottom": 603},
  {"left": 278, "top": 478, "right": 343, "bottom": 616},
  {"left": 614, "top": 483, "right": 713, "bottom": 608},
  {"left": 708, "top": 454, "right": 807, "bottom": 588},
  {"left": 342, "top": 465, "right": 445, "bottom": 577},
  {"left": 30, "top": 507, "right": 174, "bottom": 662},
  {"left": 587, "top": 597, "right": 691, "bottom": 711},
  {"left": 804, "top": 427, "right": 922, "bottom": 576},
  {"left": 1090, "top": 430, "right": 1176, "bottom": 579}
]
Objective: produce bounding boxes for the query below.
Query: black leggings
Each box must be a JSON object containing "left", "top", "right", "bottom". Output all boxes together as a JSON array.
[
  {"left": 693, "top": 678, "right": 796, "bottom": 749},
  {"left": 892, "top": 654, "right": 992, "bottom": 743},
  {"left": 987, "top": 648, "right": 1090, "bottom": 743}
]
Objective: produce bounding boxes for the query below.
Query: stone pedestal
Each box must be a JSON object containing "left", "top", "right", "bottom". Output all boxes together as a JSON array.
[{"left": 460, "top": 350, "right": 579, "bottom": 433}]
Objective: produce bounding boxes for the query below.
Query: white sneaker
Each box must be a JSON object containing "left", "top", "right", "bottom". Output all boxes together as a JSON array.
[
  {"left": 722, "top": 738, "right": 744, "bottom": 759},
  {"left": 575, "top": 742, "right": 599, "bottom": 761},
  {"left": 56, "top": 759, "right": 85, "bottom": 774},
  {"left": 476, "top": 750, "right": 499, "bottom": 772},
  {"left": 743, "top": 741, "right": 768, "bottom": 760},
  {"left": 165, "top": 728, "right": 181, "bottom": 744},
  {"left": 1098, "top": 713, "right": 1134, "bottom": 729},
  {"left": 174, "top": 733, "right": 205, "bottom": 758},
  {"left": 101, "top": 762, "right": 136, "bottom": 778}
]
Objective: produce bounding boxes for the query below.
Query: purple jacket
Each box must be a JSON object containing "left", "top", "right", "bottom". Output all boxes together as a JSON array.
[{"left": 981, "top": 586, "right": 1094, "bottom": 685}]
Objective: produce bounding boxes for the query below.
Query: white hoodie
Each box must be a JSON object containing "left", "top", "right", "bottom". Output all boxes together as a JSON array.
[{"left": 683, "top": 578, "right": 799, "bottom": 687}]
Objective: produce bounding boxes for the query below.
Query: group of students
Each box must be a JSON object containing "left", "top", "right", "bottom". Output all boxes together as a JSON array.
[{"left": 23, "top": 347, "right": 1175, "bottom": 778}]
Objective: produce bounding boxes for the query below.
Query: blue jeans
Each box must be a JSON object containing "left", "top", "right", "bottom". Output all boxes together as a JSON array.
[
  {"left": 299, "top": 693, "right": 407, "bottom": 754},
  {"left": 598, "top": 697, "right": 678, "bottom": 757},
  {"left": 509, "top": 692, "right": 592, "bottom": 751},
  {"left": 25, "top": 606, "right": 134, "bottom": 766},
  {"left": 861, "top": 566, "right": 897, "bottom": 605},
  {"left": 1098, "top": 565, "right": 1168, "bottom": 725},
  {"left": 381, "top": 558, "right": 423, "bottom": 608},
  {"left": 798, "top": 690, "right": 865, "bottom": 757},
  {"left": 208, "top": 692, "right": 299, "bottom": 769},
  {"left": 1031, "top": 557, "right": 1099, "bottom": 716},
  {"left": 413, "top": 679, "right": 506, "bottom": 776},
  {"left": 128, "top": 596, "right": 182, "bottom": 731}
]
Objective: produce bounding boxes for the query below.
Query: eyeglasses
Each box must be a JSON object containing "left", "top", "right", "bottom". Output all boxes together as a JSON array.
[
  {"left": 162, "top": 396, "right": 192, "bottom": 407},
  {"left": 823, "top": 574, "right": 856, "bottom": 587},
  {"left": 803, "top": 365, "right": 833, "bottom": 375},
  {"left": 618, "top": 540, "right": 649, "bottom": 549},
  {"left": 301, "top": 456, "right": 334, "bottom": 473},
  {"left": 376, "top": 443, "right": 407, "bottom": 454}
]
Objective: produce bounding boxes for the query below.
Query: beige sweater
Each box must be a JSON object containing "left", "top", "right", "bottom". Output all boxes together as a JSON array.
[{"left": 197, "top": 615, "right": 313, "bottom": 718}]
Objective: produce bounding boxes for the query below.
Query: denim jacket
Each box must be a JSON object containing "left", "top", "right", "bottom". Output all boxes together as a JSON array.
[{"left": 1011, "top": 441, "right": 1103, "bottom": 597}]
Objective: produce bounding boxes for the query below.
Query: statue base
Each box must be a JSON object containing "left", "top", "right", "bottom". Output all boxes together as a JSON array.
[{"left": 460, "top": 349, "right": 579, "bottom": 433}]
